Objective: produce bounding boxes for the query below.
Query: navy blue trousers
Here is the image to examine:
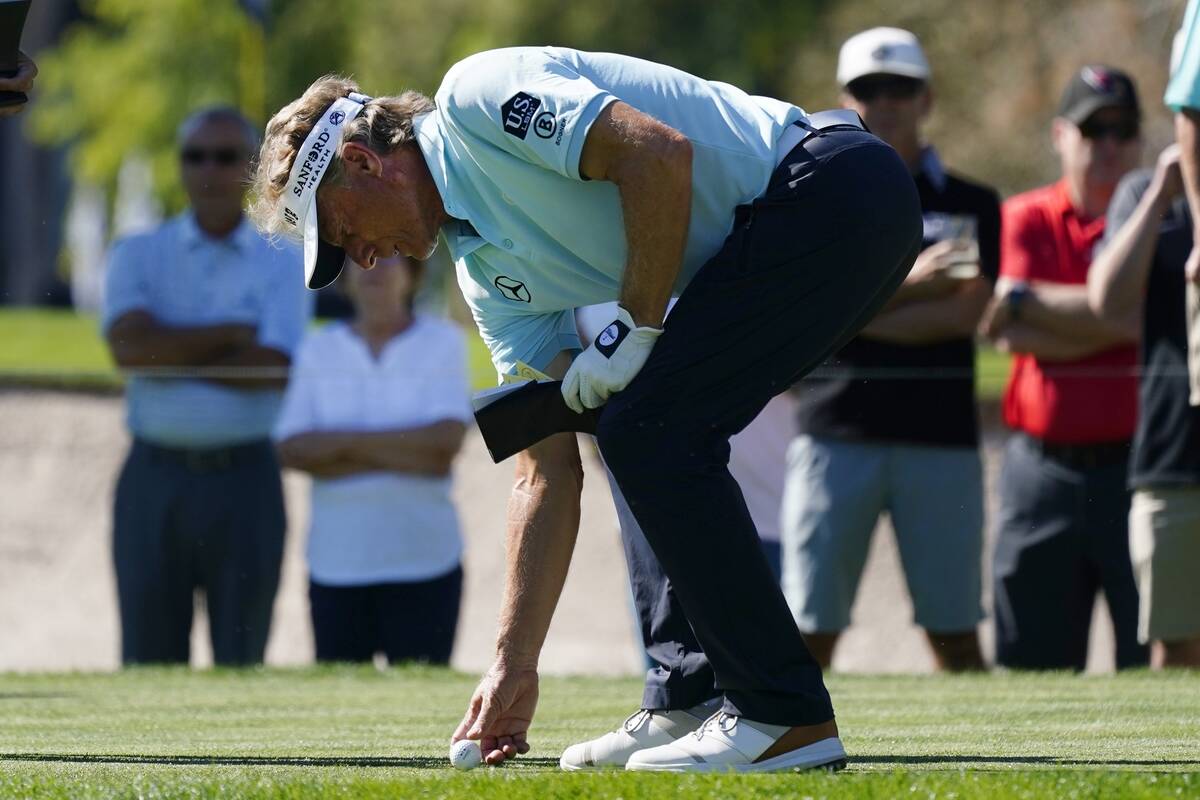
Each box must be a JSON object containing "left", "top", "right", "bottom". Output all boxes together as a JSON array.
[
  {"left": 309, "top": 567, "right": 463, "bottom": 665},
  {"left": 597, "top": 127, "right": 922, "bottom": 725}
]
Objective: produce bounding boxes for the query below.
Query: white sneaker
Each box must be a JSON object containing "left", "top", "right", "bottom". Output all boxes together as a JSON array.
[
  {"left": 559, "top": 699, "right": 720, "bottom": 771},
  {"left": 625, "top": 711, "right": 847, "bottom": 773}
]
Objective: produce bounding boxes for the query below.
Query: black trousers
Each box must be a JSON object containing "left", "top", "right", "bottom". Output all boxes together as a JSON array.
[
  {"left": 993, "top": 434, "right": 1148, "bottom": 670},
  {"left": 113, "top": 439, "right": 286, "bottom": 666},
  {"left": 596, "top": 127, "right": 922, "bottom": 725},
  {"left": 309, "top": 566, "right": 463, "bottom": 665}
]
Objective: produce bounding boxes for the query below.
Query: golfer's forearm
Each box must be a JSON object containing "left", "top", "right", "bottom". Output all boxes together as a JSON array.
[
  {"left": 107, "top": 312, "right": 253, "bottom": 368},
  {"left": 615, "top": 158, "right": 692, "bottom": 327},
  {"left": 1176, "top": 111, "right": 1200, "bottom": 239},
  {"left": 495, "top": 435, "right": 584, "bottom": 667},
  {"left": 1088, "top": 181, "right": 1171, "bottom": 324},
  {"left": 580, "top": 101, "right": 692, "bottom": 328}
]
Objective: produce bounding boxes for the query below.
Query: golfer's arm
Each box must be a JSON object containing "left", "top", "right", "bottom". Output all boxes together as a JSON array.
[
  {"left": 862, "top": 279, "right": 992, "bottom": 344},
  {"left": 580, "top": 102, "right": 692, "bottom": 328},
  {"left": 495, "top": 352, "right": 583, "bottom": 667},
  {"left": 106, "top": 310, "right": 254, "bottom": 369}
]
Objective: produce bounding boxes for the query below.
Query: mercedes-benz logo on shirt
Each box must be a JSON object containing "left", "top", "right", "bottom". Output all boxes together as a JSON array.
[{"left": 494, "top": 275, "right": 531, "bottom": 303}]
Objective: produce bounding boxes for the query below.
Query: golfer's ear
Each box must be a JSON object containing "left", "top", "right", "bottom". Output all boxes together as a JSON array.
[{"left": 340, "top": 141, "right": 384, "bottom": 177}]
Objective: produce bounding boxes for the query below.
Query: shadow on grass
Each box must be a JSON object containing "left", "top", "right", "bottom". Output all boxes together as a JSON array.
[
  {"left": 854, "top": 755, "right": 1200, "bottom": 768},
  {"left": 0, "top": 753, "right": 560, "bottom": 769}
]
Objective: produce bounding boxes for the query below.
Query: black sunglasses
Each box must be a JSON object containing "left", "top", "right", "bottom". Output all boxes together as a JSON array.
[
  {"left": 846, "top": 75, "right": 925, "bottom": 103},
  {"left": 1077, "top": 117, "right": 1139, "bottom": 142},
  {"left": 181, "top": 147, "right": 246, "bottom": 166}
]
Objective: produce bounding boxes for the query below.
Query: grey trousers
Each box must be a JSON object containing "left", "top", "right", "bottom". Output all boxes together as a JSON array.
[{"left": 113, "top": 438, "right": 286, "bottom": 665}]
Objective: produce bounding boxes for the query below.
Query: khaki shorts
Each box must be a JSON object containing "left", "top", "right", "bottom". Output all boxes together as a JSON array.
[{"left": 1129, "top": 488, "right": 1200, "bottom": 643}]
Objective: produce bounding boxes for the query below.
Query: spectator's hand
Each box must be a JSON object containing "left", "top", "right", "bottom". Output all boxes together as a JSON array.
[
  {"left": 451, "top": 659, "right": 538, "bottom": 765},
  {"left": 1186, "top": 247, "right": 1200, "bottom": 284},
  {"left": 978, "top": 292, "right": 1012, "bottom": 339},
  {"left": 219, "top": 323, "right": 258, "bottom": 348},
  {"left": 1153, "top": 143, "right": 1183, "bottom": 202},
  {"left": 905, "top": 239, "right": 972, "bottom": 292},
  {"left": 0, "top": 51, "right": 38, "bottom": 118},
  {"left": 276, "top": 431, "right": 347, "bottom": 464}
]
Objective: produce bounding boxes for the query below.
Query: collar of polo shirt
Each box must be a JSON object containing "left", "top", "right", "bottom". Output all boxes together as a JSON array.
[{"left": 278, "top": 91, "right": 373, "bottom": 290}]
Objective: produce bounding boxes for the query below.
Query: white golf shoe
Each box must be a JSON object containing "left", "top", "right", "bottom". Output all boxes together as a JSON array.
[
  {"left": 559, "top": 699, "right": 721, "bottom": 771},
  {"left": 625, "top": 711, "right": 847, "bottom": 773}
]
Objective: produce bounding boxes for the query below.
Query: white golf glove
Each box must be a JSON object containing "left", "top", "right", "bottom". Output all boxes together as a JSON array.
[{"left": 562, "top": 306, "right": 663, "bottom": 413}]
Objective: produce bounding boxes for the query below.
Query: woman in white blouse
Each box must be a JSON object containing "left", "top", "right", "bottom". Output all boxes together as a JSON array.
[{"left": 274, "top": 255, "right": 471, "bottom": 664}]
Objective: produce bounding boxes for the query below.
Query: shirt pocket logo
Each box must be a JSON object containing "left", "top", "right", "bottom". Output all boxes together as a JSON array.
[{"left": 494, "top": 275, "right": 532, "bottom": 303}]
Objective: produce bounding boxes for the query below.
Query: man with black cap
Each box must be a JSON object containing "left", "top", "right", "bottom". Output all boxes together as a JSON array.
[{"left": 979, "top": 66, "right": 1149, "bottom": 670}]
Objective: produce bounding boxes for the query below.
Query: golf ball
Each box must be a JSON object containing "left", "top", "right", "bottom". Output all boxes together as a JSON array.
[{"left": 449, "top": 739, "right": 482, "bottom": 770}]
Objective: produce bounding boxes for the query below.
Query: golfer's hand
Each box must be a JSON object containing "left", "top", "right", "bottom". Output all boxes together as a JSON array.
[
  {"left": 0, "top": 51, "right": 38, "bottom": 118},
  {"left": 562, "top": 306, "right": 662, "bottom": 413},
  {"left": 452, "top": 660, "right": 538, "bottom": 765}
]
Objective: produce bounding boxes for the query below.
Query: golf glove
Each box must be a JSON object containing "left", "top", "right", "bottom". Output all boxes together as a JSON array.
[{"left": 562, "top": 306, "right": 663, "bottom": 413}]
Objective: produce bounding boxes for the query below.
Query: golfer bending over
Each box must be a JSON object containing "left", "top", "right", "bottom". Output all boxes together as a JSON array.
[{"left": 251, "top": 46, "right": 921, "bottom": 773}]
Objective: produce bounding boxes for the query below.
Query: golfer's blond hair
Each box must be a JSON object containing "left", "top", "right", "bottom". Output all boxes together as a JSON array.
[{"left": 249, "top": 74, "right": 434, "bottom": 238}]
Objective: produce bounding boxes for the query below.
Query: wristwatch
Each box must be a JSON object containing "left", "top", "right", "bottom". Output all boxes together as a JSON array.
[{"left": 1006, "top": 282, "right": 1031, "bottom": 322}]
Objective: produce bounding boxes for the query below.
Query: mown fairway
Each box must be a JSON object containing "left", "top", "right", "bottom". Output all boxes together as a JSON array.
[{"left": 0, "top": 666, "right": 1196, "bottom": 798}]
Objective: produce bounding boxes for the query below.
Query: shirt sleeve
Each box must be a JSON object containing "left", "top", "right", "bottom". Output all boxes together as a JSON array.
[
  {"left": 1101, "top": 171, "right": 1153, "bottom": 250},
  {"left": 472, "top": 305, "right": 581, "bottom": 382},
  {"left": 257, "top": 242, "right": 313, "bottom": 357},
  {"left": 272, "top": 334, "right": 320, "bottom": 441},
  {"left": 438, "top": 48, "right": 618, "bottom": 181},
  {"left": 1166, "top": 0, "right": 1200, "bottom": 111},
  {"left": 100, "top": 235, "right": 154, "bottom": 333}
]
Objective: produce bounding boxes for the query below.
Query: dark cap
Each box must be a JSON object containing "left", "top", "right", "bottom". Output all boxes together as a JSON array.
[{"left": 1057, "top": 65, "right": 1140, "bottom": 125}]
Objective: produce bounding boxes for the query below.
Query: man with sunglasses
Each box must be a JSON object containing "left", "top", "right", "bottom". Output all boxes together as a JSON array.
[
  {"left": 784, "top": 28, "right": 997, "bottom": 673},
  {"left": 101, "top": 106, "right": 311, "bottom": 666},
  {"left": 979, "top": 66, "right": 1148, "bottom": 671}
]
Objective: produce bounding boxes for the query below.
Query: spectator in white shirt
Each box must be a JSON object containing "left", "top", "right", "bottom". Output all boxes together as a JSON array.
[{"left": 274, "top": 255, "right": 472, "bottom": 664}]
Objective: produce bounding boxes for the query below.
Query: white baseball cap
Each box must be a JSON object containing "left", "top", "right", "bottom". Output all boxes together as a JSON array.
[
  {"left": 277, "top": 91, "right": 373, "bottom": 289},
  {"left": 837, "top": 27, "right": 931, "bottom": 87}
]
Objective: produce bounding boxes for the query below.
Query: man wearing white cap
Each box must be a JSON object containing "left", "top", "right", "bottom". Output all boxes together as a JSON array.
[
  {"left": 785, "top": 28, "right": 999, "bottom": 671},
  {"left": 252, "top": 48, "right": 922, "bottom": 772}
]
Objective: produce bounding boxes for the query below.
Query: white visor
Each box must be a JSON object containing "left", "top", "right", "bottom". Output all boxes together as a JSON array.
[{"left": 277, "top": 92, "right": 372, "bottom": 289}]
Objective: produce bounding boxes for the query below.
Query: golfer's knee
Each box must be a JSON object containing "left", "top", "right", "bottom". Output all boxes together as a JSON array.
[{"left": 596, "top": 410, "right": 674, "bottom": 480}]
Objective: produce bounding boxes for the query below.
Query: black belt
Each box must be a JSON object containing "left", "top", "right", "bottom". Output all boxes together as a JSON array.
[
  {"left": 136, "top": 438, "right": 270, "bottom": 472},
  {"left": 1020, "top": 433, "right": 1131, "bottom": 470},
  {"left": 775, "top": 109, "right": 869, "bottom": 167}
]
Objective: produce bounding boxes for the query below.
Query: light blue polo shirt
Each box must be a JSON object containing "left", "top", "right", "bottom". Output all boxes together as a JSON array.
[
  {"left": 1166, "top": 0, "right": 1200, "bottom": 111},
  {"left": 414, "top": 46, "right": 808, "bottom": 377},
  {"left": 101, "top": 213, "right": 312, "bottom": 447}
]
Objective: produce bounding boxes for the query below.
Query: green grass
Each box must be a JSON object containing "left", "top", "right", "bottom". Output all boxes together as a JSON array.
[
  {"left": 0, "top": 667, "right": 1195, "bottom": 798},
  {"left": 0, "top": 308, "right": 1010, "bottom": 398},
  {"left": 0, "top": 308, "right": 499, "bottom": 393}
]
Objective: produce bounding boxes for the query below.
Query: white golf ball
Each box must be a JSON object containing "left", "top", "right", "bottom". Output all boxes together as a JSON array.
[{"left": 449, "top": 739, "right": 483, "bottom": 770}]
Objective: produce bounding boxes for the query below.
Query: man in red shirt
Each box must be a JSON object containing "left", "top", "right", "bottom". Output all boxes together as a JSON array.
[{"left": 980, "top": 65, "right": 1149, "bottom": 670}]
